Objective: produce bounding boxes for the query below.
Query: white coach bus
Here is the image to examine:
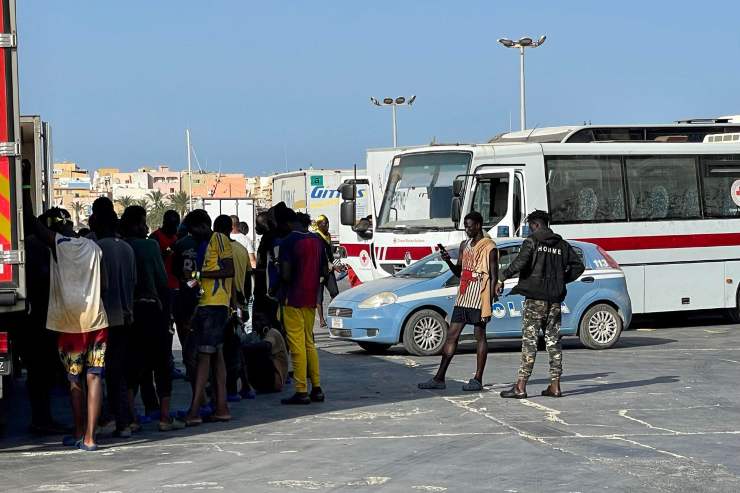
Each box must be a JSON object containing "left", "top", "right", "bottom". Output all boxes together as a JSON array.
[{"left": 341, "top": 121, "right": 740, "bottom": 319}]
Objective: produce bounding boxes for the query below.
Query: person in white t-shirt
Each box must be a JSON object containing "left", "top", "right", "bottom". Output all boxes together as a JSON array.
[
  {"left": 230, "top": 215, "right": 256, "bottom": 268},
  {"left": 22, "top": 163, "right": 108, "bottom": 451}
]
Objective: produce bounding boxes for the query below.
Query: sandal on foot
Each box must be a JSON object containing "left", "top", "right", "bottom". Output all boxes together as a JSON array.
[
  {"left": 184, "top": 417, "right": 203, "bottom": 427},
  {"left": 77, "top": 441, "right": 99, "bottom": 452},
  {"left": 541, "top": 387, "right": 562, "bottom": 398},
  {"left": 462, "top": 378, "right": 483, "bottom": 392},
  {"left": 418, "top": 379, "right": 446, "bottom": 390},
  {"left": 500, "top": 386, "right": 527, "bottom": 399},
  {"left": 205, "top": 414, "right": 232, "bottom": 423}
]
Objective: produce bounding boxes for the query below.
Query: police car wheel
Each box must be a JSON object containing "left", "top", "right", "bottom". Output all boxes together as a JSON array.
[
  {"left": 403, "top": 309, "right": 447, "bottom": 356},
  {"left": 357, "top": 342, "right": 392, "bottom": 354},
  {"left": 579, "top": 304, "right": 622, "bottom": 350}
]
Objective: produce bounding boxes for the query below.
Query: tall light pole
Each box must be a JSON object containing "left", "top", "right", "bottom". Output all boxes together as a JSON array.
[
  {"left": 186, "top": 128, "right": 193, "bottom": 211},
  {"left": 497, "top": 35, "right": 546, "bottom": 131},
  {"left": 370, "top": 95, "right": 416, "bottom": 147}
]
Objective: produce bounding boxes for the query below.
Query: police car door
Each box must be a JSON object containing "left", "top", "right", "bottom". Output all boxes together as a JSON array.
[{"left": 488, "top": 242, "right": 526, "bottom": 336}]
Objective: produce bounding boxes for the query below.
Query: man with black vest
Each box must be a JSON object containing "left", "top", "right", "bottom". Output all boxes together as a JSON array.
[{"left": 497, "top": 210, "right": 585, "bottom": 399}]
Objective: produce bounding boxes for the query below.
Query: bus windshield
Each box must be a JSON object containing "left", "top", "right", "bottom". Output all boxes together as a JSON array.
[{"left": 377, "top": 152, "right": 471, "bottom": 230}]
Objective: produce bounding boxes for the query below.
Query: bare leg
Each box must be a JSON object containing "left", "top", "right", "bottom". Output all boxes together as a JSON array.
[
  {"left": 213, "top": 349, "right": 230, "bottom": 417},
  {"left": 160, "top": 397, "right": 171, "bottom": 424},
  {"left": 70, "top": 382, "right": 85, "bottom": 440},
  {"left": 473, "top": 325, "right": 488, "bottom": 382},
  {"left": 432, "top": 322, "right": 465, "bottom": 382},
  {"left": 84, "top": 373, "right": 103, "bottom": 447},
  {"left": 186, "top": 353, "right": 211, "bottom": 420}
]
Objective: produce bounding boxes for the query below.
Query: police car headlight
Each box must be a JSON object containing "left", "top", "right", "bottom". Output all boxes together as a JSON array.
[{"left": 359, "top": 292, "right": 398, "bottom": 309}]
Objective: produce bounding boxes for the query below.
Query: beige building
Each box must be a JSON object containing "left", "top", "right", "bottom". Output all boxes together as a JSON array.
[{"left": 181, "top": 172, "right": 247, "bottom": 199}]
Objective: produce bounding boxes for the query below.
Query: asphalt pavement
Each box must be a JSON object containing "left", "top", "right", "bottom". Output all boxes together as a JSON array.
[{"left": 1, "top": 312, "right": 739, "bottom": 492}]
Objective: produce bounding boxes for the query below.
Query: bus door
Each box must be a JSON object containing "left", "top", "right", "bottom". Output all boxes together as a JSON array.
[{"left": 468, "top": 167, "right": 525, "bottom": 239}]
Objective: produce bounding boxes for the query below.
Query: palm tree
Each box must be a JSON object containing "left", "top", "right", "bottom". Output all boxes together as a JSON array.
[
  {"left": 70, "top": 201, "right": 85, "bottom": 227},
  {"left": 133, "top": 198, "right": 149, "bottom": 210},
  {"left": 114, "top": 195, "right": 135, "bottom": 214},
  {"left": 169, "top": 191, "right": 190, "bottom": 218},
  {"left": 146, "top": 190, "right": 165, "bottom": 210}
]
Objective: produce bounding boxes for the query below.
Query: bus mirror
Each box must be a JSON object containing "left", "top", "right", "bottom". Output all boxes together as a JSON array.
[
  {"left": 340, "top": 183, "right": 356, "bottom": 201},
  {"left": 340, "top": 201, "right": 356, "bottom": 226},
  {"left": 453, "top": 178, "right": 465, "bottom": 197},
  {"left": 451, "top": 197, "right": 462, "bottom": 224}
]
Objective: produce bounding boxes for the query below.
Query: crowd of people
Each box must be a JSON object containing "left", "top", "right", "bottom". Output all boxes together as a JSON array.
[{"left": 15, "top": 160, "right": 339, "bottom": 450}]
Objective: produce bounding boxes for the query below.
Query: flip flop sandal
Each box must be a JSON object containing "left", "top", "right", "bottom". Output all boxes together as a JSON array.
[
  {"left": 77, "top": 442, "right": 99, "bottom": 452},
  {"left": 206, "top": 415, "right": 232, "bottom": 423},
  {"left": 541, "top": 387, "right": 562, "bottom": 398},
  {"left": 184, "top": 417, "right": 203, "bottom": 427},
  {"left": 462, "top": 378, "right": 483, "bottom": 391},
  {"left": 418, "top": 379, "right": 446, "bottom": 390}
]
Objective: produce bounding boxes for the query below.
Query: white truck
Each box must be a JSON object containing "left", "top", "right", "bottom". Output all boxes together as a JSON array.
[
  {"left": 197, "top": 197, "right": 258, "bottom": 248},
  {"left": 272, "top": 169, "right": 359, "bottom": 242}
]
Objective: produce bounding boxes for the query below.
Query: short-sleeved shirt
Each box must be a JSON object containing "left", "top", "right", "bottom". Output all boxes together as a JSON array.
[
  {"left": 96, "top": 237, "right": 136, "bottom": 327},
  {"left": 126, "top": 238, "right": 168, "bottom": 303},
  {"left": 231, "top": 239, "right": 251, "bottom": 307},
  {"left": 232, "top": 232, "right": 255, "bottom": 255},
  {"left": 47, "top": 234, "right": 109, "bottom": 334},
  {"left": 150, "top": 229, "right": 179, "bottom": 290},
  {"left": 173, "top": 234, "right": 201, "bottom": 316},
  {"left": 199, "top": 232, "right": 233, "bottom": 307},
  {"left": 277, "top": 231, "right": 324, "bottom": 308}
]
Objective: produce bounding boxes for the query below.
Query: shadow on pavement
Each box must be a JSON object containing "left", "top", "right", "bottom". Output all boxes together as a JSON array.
[{"left": 564, "top": 375, "right": 680, "bottom": 396}]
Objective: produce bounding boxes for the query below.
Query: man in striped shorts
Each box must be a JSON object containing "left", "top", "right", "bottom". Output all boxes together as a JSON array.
[{"left": 418, "top": 212, "right": 498, "bottom": 391}]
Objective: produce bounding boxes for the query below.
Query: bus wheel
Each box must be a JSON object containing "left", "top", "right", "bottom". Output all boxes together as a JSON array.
[
  {"left": 725, "top": 289, "right": 740, "bottom": 323},
  {"left": 579, "top": 304, "right": 622, "bottom": 350},
  {"left": 357, "top": 342, "right": 392, "bottom": 354},
  {"left": 403, "top": 309, "right": 447, "bottom": 356}
]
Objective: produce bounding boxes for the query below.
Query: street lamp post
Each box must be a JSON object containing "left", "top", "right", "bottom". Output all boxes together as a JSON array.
[
  {"left": 497, "top": 35, "right": 546, "bottom": 131},
  {"left": 370, "top": 95, "right": 416, "bottom": 147}
]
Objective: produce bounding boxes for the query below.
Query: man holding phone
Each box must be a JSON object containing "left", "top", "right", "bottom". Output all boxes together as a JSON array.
[{"left": 418, "top": 212, "right": 498, "bottom": 391}]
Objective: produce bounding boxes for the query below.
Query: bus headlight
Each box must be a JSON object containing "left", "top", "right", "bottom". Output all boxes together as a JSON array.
[{"left": 359, "top": 292, "right": 398, "bottom": 309}]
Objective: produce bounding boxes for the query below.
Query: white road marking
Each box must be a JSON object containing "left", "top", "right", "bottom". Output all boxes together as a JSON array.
[
  {"left": 618, "top": 409, "right": 679, "bottom": 434},
  {"left": 518, "top": 400, "right": 567, "bottom": 425}
]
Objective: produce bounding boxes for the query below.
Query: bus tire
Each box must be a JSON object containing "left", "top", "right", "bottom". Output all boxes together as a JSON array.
[
  {"left": 578, "top": 303, "right": 622, "bottom": 350},
  {"left": 725, "top": 288, "right": 740, "bottom": 323},
  {"left": 357, "top": 342, "right": 392, "bottom": 354},
  {"left": 402, "top": 309, "right": 448, "bottom": 356}
]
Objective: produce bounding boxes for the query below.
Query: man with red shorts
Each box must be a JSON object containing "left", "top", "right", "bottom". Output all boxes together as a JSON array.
[{"left": 22, "top": 163, "right": 109, "bottom": 451}]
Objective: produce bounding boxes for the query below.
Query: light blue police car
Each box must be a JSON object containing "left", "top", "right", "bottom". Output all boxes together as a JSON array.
[{"left": 328, "top": 239, "right": 632, "bottom": 356}]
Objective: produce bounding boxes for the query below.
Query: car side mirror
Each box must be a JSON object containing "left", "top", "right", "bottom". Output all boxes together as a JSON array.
[
  {"left": 452, "top": 178, "right": 464, "bottom": 197},
  {"left": 451, "top": 197, "right": 461, "bottom": 224},
  {"left": 340, "top": 183, "right": 356, "bottom": 201},
  {"left": 340, "top": 201, "right": 356, "bottom": 226}
]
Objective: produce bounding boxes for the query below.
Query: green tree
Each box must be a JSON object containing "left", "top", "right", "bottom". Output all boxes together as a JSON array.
[
  {"left": 169, "top": 191, "right": 190, "bottom": 218},
  {"left": 146, "top": 190, "right": 165, "bottom": 210},
  {"left": 115, "top": 195, "right": 134, "bottom": 214},
  {"left": 133, "top": 198, "right": 149, "bottom": 209}
]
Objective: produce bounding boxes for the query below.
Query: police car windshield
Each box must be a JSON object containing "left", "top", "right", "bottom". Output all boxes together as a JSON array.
[{"left": 395, "top": 249, "right": 459, "bottom": 278}]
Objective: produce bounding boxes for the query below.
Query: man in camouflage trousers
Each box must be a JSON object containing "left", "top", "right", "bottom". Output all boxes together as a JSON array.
[{"left": 496, "top": 210, "right": 584, "bottom": 399}]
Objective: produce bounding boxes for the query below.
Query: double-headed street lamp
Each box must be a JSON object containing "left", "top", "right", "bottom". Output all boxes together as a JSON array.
[
  {"left": 497, "top": 35, "right": 546, "bottom": 131},
  {"left": 370, "top": 95, "right": 416, "bottom": 147}
]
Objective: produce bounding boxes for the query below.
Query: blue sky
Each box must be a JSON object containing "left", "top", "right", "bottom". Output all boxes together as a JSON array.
[{"left": 18, "top": 1, "right": 740, "bottom": 174}]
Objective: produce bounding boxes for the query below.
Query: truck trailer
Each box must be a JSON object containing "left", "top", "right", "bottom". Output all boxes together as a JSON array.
[{"left": 271, "top": 169, "right": 359, "bottom": 242}]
